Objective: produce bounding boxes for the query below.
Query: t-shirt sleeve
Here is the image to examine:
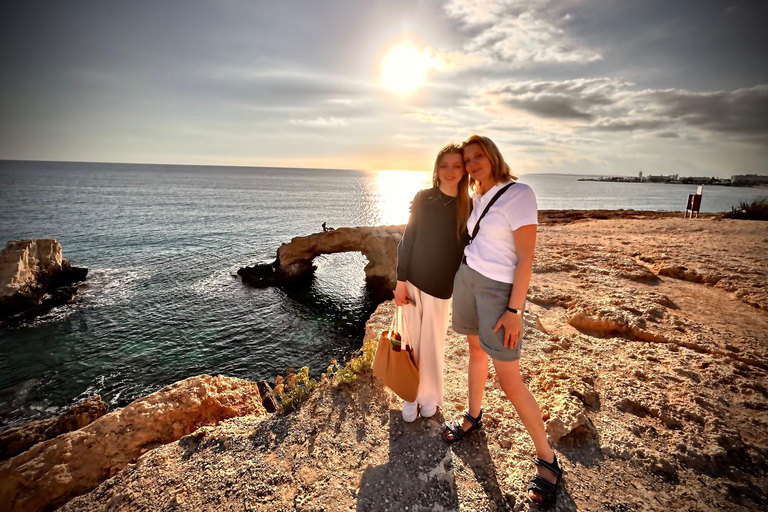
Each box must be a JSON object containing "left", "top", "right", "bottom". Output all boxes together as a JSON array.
[{"left": 503, "top": 184, "right": 538, "bottom": 231}]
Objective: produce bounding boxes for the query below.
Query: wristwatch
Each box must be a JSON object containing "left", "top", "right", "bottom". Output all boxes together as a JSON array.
[{"left": 506, "top": 306, "right": 524, "bottom": 315}]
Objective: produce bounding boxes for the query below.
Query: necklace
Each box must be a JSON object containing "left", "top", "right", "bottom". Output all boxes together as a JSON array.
[{"left": 438, "top": 191, "right": 456, "bottom": 206}]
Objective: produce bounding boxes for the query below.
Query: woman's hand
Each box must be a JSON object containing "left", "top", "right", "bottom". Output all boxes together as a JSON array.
[
  {"left": 394, "top": 281, "right": 413, "bottom": 307},
  {"left": 493, "top": 311, "right": 522, "bottom": 349}
]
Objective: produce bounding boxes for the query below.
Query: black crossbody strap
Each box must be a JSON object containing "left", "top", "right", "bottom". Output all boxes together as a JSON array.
[{"left": 469, "top": 182, "right": 515, "bottom": 243}]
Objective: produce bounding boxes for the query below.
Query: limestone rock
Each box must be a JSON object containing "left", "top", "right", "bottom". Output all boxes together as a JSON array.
[
  {"left": 0, "top": 375, "right": 266, "bottom": 512},
  {"left": 0, "top": 396, "right": 108, "bottom": 460},
  {"left": 543, "top": 394, "right": 593, "bottom": 444},
  {"left": 239, "top": 226, "right": 405, "bottom": 290},
  {"left": 0, "top": 239, "right": 88, "bottom": 324}
]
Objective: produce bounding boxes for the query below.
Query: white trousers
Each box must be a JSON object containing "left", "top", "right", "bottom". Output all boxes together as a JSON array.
[{"left": 399, "top": 281, "right": 450, "bottom": 407}]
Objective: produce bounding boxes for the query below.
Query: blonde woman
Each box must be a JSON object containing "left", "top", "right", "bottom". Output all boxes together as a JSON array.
[
  {"left": 395, "top": 143, "right": 471, "bottom": 422},
  {"left": 443, "top": 135, "right": 561, "bottom": 507}
]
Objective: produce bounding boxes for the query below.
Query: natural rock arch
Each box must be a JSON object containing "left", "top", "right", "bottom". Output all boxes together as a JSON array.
[{"left": 238, "top": 226, "right": 405, "bottom": 290}]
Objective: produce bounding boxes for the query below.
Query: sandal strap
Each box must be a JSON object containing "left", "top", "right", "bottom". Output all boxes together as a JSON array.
[
  {"left": 533, "top": 455, "right": 562, "bottom": 479},
  {"left": 444, "top": 420, "right": 466, "bottom": 441},
  {"left": 462, "top": 409, "right": 483, "bottom": 429},
  {"left": 527, "top": 475, "right": 557, "bottom": 500}
]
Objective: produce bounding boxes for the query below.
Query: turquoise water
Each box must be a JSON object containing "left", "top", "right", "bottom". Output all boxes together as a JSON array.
[{"left": 0, "top": 161, "right": 765, "bottom": 430}]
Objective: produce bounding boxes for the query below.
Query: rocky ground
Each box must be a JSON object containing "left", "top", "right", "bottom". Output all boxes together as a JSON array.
[{"left": 10, "top": 215, "right": 768, "bottom": 512}]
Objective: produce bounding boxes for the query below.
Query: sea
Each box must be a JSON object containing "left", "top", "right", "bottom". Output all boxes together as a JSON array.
[{"left": 1, "top": 160, "right": 765, "bottom": 430}]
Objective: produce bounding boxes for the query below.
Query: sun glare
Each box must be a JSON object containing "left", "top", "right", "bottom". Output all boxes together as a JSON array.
[{"left": 381, "top": 45, "right": 429, "bottom": 94}]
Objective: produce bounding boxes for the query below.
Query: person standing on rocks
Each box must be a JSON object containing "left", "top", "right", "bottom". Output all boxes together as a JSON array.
[
  {"left": 394, "top": 143, "right": 471, "bottom": 423},
  {"left": 443, "top": 134, "right": 562, "bottom": 507}
]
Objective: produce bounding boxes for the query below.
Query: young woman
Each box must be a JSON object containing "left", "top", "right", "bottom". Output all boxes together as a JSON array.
[
  {"left": 394, "top": 143, "right": 471, "bottom": 423},
  {"left": 443, "top": 135, "right": 562, "bottom": 507}
]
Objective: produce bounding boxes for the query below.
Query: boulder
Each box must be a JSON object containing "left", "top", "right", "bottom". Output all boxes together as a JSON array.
[
  {"left": 0, "top": 239, "right": 88, "bottom": 324},
  {"left": 0, "top": 375, "right": 267, "bottom": 512},
  {"left": 0, "top": 396, "right": 108, "bottom": 460}
]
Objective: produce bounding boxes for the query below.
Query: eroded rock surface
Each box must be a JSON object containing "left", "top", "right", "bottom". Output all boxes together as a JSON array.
[
  {"left": 0, "top": 396, "right": 107, "bottom": 461},
  {"left": 0, "top": 375, "right": 267, "bottom": 512},
  {"left": 18, "top": 216, "right": 768, "bottom": 512},
  {"left": 238, "top": 226, "right": 404, "bottom": 289},
  {"left": 0, "top": 239, "right": 88, "bottom": 324}
]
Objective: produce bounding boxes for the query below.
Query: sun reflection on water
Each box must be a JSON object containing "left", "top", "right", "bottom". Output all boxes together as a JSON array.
[{"left": 369, "top": 170, "right": 431, "bottom": 226}]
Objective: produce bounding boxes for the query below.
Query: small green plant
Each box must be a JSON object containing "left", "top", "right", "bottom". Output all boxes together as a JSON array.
[
  {"left": 273, "top": 366, "right": 316, "bottom": 413},
  {"left": 271, "top": 337, "right": 379, "bottom": 414},
  {"left": 324, "top": 337, "right": 378, "bottom": 385},
  {"left": 727, "top": 197, "right": 768, "bottom": 220}
]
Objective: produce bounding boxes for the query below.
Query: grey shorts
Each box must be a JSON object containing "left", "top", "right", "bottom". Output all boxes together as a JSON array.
[{"left": 452, "top": 263, "right": 524, "bottom": 362}]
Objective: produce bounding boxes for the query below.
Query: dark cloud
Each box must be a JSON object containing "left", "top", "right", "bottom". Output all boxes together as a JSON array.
[
  {"left": 642, "top": 85, "right": 768, "bottom": 134},
  {"left": 487, "top": 79, "right": 622, "bottom": 120},
  {"left": 504, "top": 97, "right": 593, "bottom": 119},
  {"left": 487, "top": 78, "right": 768, "bottom": 138},
  {"left": 589, "top": 118, "right": 669, "bottom": 132}
]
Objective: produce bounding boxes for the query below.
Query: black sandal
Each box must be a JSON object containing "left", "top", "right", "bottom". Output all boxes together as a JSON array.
[
  {"left": 442, "top": 410, "right": 483, "bottom": 443},
  {"left": 527, "top": 454, "right": 562, "bottom": 507}
]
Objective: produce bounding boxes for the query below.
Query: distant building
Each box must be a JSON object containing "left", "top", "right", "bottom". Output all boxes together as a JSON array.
[
  {"left": 639, "top": 171, "right": 643, "bottom": 180},
  {"left": 648, "top": 174, "right": 679, "bottom": 183},
  {"left": 731, "top": 174, "right": 768, "bottom": 185}
]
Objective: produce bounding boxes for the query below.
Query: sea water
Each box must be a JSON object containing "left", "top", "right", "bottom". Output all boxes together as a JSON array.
[{"left": 1, "top": 161, "right": 765, "bottom": 429}]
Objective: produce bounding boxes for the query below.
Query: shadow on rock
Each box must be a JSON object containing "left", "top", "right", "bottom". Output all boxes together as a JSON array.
[
  {"left": 450, "top": 431, "right": 509, "bottom": 509},
  {"left": 453, "top": 419, "right": 580, "bottom": 511},
  {"left": 357, "top": 410, "right": 460, "bottom": 512}
]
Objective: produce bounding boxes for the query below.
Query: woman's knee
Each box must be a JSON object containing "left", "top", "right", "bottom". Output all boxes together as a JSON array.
[
  {"left": 494, "top": 360, "right": 525, "bottom": 392},
  {"left": 467, "top": 335, "right": 486, "bottom": 359}
]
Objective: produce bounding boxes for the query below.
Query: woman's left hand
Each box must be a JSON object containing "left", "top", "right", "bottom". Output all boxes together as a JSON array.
[{"left": 493, "top": 311, "right": 522, "bottom": 349}]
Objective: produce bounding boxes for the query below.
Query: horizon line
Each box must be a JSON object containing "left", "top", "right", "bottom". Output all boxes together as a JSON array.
[{"left": 0, "top": 158, "right": 749, "bottom": 179}]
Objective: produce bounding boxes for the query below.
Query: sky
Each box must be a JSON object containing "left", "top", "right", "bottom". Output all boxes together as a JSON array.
[{"left": 1, "top": 0, "right": 767, "bottom": 176}]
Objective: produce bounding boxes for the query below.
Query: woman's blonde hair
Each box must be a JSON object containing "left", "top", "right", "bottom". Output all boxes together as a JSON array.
[
  {"left": 432, "top": 143, "right": 471, "bottom": 242},
  {"left": 460, "top": 134, "right": 517, "bottom": 195}
]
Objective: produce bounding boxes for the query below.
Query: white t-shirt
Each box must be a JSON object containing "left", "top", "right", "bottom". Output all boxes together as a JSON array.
[{"left": 464, "top": 181, "right": 538, "bottom": 284}]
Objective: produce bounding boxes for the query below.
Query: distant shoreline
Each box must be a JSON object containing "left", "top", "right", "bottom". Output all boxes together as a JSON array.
[
  {"left": 536, "top": 209, "right": 720, "bottom": 224},
  {"left": 578, "top": 176, "right": 766, "bottom": 188}
]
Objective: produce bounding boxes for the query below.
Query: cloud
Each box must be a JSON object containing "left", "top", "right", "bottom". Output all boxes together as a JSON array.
[
  {"left": 485, "top": 78, "right": 626, "bottom": 120},
  {"left": 465, "top": 13, "right": 602, "bottom": 65},
  {"left": 588, "top": 117, "right": 669, "bottom": 132},
  {"left": 654, "top": 131, "right": 680, "bottom": 138},
  {"left": 638, "top": 85, "right": 768, "bottom": 134},
  {"left": 478, "top": 78, "right": 768, "bottom": 139},
  {"left": 288, "top": 116, "right": 348, "bottom": 127},
  {"left": 436, "top": 0, "right": 601, "bottom": 69}
]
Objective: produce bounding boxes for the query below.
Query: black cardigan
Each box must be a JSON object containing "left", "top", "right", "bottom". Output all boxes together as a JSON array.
[{"left": 396, "top": 188, "right": 468, "bottom": 299}]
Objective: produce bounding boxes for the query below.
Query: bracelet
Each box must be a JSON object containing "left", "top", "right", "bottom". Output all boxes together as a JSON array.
[{"left": 506, "top": 306, "right": 523, "bottom": 315}]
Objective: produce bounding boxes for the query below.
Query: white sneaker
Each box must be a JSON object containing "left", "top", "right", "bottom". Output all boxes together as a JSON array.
[
  {"left": 402, "top": 401, "right": 418, "bottom": 423},
  {"left": 420, "top": 403, "right": 437, "bottom": 418}
]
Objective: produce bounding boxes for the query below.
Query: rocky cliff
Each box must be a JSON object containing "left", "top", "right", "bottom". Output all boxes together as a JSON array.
[
  {"left": 0, "top": 375, "right": 267, "bottom": 512},
  {"left": 0, "top": 239, "right": 88, "bottom": 325}
]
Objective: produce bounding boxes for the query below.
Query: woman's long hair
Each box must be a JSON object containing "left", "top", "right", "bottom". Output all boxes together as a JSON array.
[
  {"left": 431, "top": 143, "right": 471, "bottom": 242},
  {"left": 461, "top": 134, "right": 517, "bottom": 195}
]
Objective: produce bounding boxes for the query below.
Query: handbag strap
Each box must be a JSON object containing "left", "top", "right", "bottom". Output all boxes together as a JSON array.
[
  {"left": 468, "top": 182, "right": 515, "bottom": 244},
  {"left": 388, "top": 309, "right": 397, "bottom": 333},
  {"left": 388, "top": 306, "right": 410, "bottom": 350}
]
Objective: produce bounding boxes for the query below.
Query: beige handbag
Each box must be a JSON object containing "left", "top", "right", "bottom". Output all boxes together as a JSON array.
[{"left": 372, "top": 307, "right": 420, "bottom": 402}]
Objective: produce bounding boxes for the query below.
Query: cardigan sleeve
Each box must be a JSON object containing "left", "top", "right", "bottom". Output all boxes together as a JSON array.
[{"left": 396, "top": 190, "right": 422, "bottom": 282}]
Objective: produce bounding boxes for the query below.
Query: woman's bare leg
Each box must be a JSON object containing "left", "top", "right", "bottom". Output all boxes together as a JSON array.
[
  {"left": 445, "top": 334, "right": 487, "bottom": 439},
  {"left": 492, "top": 358, "right": 556, "bottom": 503}
]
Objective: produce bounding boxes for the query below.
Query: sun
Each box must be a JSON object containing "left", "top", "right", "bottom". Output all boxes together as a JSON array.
[{"left": 381, "top": 45, "right": 429, "bottom": 94}]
